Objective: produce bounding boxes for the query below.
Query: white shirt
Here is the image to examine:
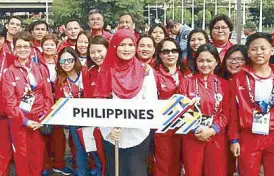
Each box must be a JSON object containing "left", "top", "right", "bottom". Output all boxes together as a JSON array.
[
  {"left": 46, "top": 63, "right": 57, "bottom": 83},
  {"left": 254, "top": 75, "right": 273, "bottom": 103},
  {"left": 100, "top": 66, "right": 158, "bottom": 148}
]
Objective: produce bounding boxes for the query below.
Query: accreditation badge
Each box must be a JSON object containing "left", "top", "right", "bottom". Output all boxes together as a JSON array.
[
  {"left": 252, "top": 111, "right": 270, "bottom": 135},
  {"left": 200, "top": 115, "right": 213, "bottom": 127},
  {"left": 19, "top": 94, "right": 35, "bottom": 113}
]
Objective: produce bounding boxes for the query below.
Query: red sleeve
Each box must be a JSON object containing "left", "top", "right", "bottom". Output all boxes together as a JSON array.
[
  {"left": 39, "top": 65, "right": 54, "bottom": 116},
  {"left": 228, "top": 78, "right": 240, "bottom": 141},
  {"left": 177, "top": 77, "right": 189, "bottom": 95},
  {"left": 82, "top": 67, "right": 92, "bottom": 98},
  {"left": 212, "top": 79, "right": 230, "bottom": 132},
  {"left": 2, "top": 69, "right": 28, "bottom": 126}
]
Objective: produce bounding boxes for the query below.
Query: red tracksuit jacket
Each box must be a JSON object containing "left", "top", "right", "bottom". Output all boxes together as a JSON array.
[{"left": 229, "top": 65, "right": 274, "bottom": 141}]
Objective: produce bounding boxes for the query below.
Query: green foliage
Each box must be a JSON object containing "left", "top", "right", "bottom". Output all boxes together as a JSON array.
[
  {"left": 249, "top": 0, "right": 274, "bottom": 25},
  {"left": 197, "top": 9, "right": 211, "bottom": 27},
  {"left": 166, "top": 6, "right": 191, "bottom": 25},
  {"left": 218, "top": 7, "right": 228, "bottom": 16},
  {"left": 52, "top": 0, "right": 83, "bottom": 26}
]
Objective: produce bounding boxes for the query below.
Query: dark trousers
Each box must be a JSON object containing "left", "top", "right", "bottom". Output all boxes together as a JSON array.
[{"left": 103, "top": 136, "right": 150, "bottom": 176}]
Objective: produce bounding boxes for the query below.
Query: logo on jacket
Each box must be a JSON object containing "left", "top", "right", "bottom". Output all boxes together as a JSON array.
[{"left": 238, "top": 86, "right": 245, "bottom": 90}]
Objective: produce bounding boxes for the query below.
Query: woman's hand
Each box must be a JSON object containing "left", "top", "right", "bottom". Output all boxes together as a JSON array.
[
  {"left": 230, "top": 142, "right": 240, "bottom": 157},
  {"left": 109, "top": 127, "right": 121, "bottom": 141},
  {"left": 27, "top": 120, "right": 43, "bottom": 130},
  {"left": 195, "top": 127, "right": 216, "bottom": 142}
]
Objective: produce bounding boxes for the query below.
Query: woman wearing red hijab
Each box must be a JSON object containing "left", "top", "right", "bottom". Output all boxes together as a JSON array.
[{"left": 94, "top": 29, "right": 158, "bottom": 176}]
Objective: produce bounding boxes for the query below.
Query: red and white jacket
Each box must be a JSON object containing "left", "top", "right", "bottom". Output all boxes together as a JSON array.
[
  {"left": 178, "top": 73, "right": 230, "bottom": 134},
  {"left": 0, "top": 49, "right": 16, "bottom": 116},
  {"left": 210, "top": 40, "right": 233, "bottom": 63},
  {"left": 229, "top": 65, "right": 274, "bottom": 141},
  {"left": 83, "top": 65, "right": 100, "bottom": 98},
  {"left": 57, "top": 40, "right": 75, "bottom": 53},
  {"left": 1, "top": 58, "right": 54, "bottom": 126}
]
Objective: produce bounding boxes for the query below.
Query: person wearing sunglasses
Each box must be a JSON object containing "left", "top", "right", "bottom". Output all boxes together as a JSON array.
[
  {"left": 55, "top": 47, "right": 94, "bottom": 176},
  {"left": 153, "top": 37, "right": 191, "bottom": 176},
  {"left": 40, "top": 34, "right": 75, "bottom": 176},
  {"left": 209, "top": 14, "right": 234, "bottom": 62},
  {"left": 178, "top": 43, "right": 230, "bottom": 176},
  {"left": 1, "top": 31, "right": 54, "bottom": 176}
]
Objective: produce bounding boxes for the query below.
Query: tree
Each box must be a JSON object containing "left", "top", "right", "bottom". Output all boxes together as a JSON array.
[
  {"left": 197, "top": 9, "right": 212, "bottom": 28},
  {"left": 52, "top": 0, "right": 83, "bottom": 26},
  {"left": 250, "top": 0, "right": 274, "bottom": 25}
]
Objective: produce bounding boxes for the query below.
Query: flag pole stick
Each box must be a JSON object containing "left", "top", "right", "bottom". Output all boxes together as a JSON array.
[{"left": 115, "top": 140, "right": 119, "bottom": 176}]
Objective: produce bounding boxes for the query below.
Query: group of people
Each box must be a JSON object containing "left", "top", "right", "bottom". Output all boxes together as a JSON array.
[{"left": 0, "top": 9, "right": 273, "bottom": 176}]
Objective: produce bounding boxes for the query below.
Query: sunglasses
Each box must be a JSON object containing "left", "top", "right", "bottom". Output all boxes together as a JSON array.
[
  {"left": 161, "top": 49, "right": 179, "bottom": 55},
  {"left": 59, "top": 58, "right": 75, "bottom": 64}
]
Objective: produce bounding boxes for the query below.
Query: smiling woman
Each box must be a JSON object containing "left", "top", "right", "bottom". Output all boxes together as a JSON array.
[
  {"left": 209, "top": 14, "right": 234, "bottom": 62},
  {"left": 178, "top": 43, "right": 230, "bottom": 176},
  {"left": 1, "top": 31, "right": 54, "bottom": 175},
  {"left": 94, "top": 29, "right": 158, "bottom": 176},
  {"left": 220, "top": 44, "right": 248, "bottom": 80}
]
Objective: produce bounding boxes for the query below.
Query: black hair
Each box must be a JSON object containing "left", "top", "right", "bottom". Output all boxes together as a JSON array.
[
  {"left": 75, "top": 30, "right": 90, "bottom": 56},
  {"left": 65, "top": 19, "right": 81, "bottom": 28},
  {"left": 119, "top": 13, "right": 135, "bottom": 23},
  {"left": 193, "top": 43, "right": 221, "bottom": 75},
  {"left": 209, "top": 14, "right": 233, "bottom": 39},
  {"left": 148, "top": 23, "right": 168, "bottom": 38},
  {"left": 7, "top": 16, "right": 22, "bottom": 24},
  {"left": 155, "top": 37, "right": 188, "bottom": 74},
  {"left": 245, "top": 32, "right": 273, "bottom": 66},
  {"left": 87, "top": 35, "right": 109, "bottom": 69},
  {"left": 186, "top": 29, "right": 209, "bottom": 72},
  {"left": 220, "top": 44, "right": 248, "bottom": 79},
  {"left": 30, "top": 20, "right": 48, "bottom": 31},
  {"left": 136, "top": 34, "right": 156, "bottom": 59},
  {"left": 245, "top": 32, "right": 272, "bottom": 49},
  {"left": 137, "top": 34, "right": 156, "bottom": 49}
]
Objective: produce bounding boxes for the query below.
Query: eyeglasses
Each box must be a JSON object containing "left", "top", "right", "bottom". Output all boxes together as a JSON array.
[
  {"left": 15, "top": 45, "right": 30, "bottom": 50},
  {"left": 226, "top": 57, "right": 245, "bottom": 63},
  {"left": 59, "top": 58, "right": 75, "bottom": 64},
  {"left": 213, "top": 26, "right": 229, "bottom": 31},
  {"left": 161, "top": 49, "right": 179, "bottom": 55}
]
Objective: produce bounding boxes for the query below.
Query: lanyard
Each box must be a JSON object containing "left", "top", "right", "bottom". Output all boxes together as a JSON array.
[
  {"left": 0, "top": 52, "right": 6, "bottom": 80},
  {"left": 19, "top": 63, "right": 34, "bottom": 86},
  {"left": 195, "top": 77, "right": 220, "bottom": 116},
  {"left": 246, "top": 74, "right": 274, "bottom": 113},
  {"left": 66, "top": 74, "right": 82, "bottom": 98}
]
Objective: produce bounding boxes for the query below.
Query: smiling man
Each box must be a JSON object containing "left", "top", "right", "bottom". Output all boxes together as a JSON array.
[
  {"left": 5, "top": 16, "right": 22, "bottom": 54},
  {"left": 57, "top": 19, "right": 82, "bottom": 53}
]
